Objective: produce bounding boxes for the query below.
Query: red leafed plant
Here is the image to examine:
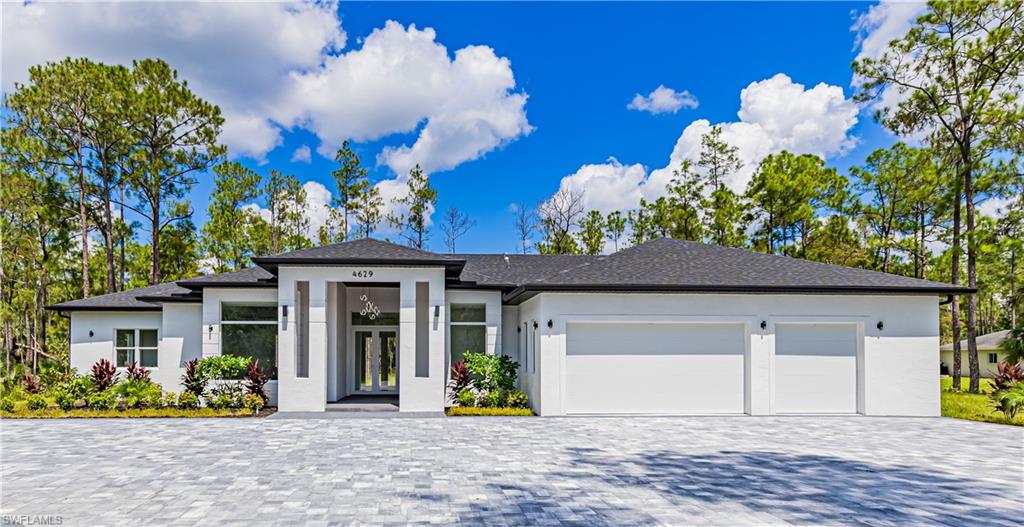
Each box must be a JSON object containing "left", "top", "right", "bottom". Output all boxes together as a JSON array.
[
  {"left": 244, "top": 359, "right": 270, "bottom": 405},
  {"left": 23, "top": 373, "right": 42, "bottom": 394},
  {"left": 447, "top": 359, "right": 472, "bottom": 403},
  {"left": 993, "top": 361, "right": 1024, "bottom": 392},
  {"left": 126, "top": 363, "right": 151, "bottom": 382},
  {"left": 91, "top": 359, "right": 119, "bottom": 392}
]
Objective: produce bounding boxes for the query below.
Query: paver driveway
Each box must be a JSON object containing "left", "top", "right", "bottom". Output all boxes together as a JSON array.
[{"left": 1, "top": 416, "right": 1022, "bottom": 526}]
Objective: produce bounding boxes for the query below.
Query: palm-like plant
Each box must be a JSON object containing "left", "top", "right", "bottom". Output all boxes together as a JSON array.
[{"left": 1001, "top": 324, "right": 1024, "bottom": 366}]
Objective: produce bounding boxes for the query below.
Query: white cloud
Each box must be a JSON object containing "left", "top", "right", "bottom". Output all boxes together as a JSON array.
[
  {"left": 242, "top": 181, "right": 336, "bottom": 240},
  {"left": 3, "top": 4, "right": 531, "bottom": 175},
  {"left": 627, "top": 85, "right": 699, "bottom": 114},
  {"left": 978, "top": 196, "right": 1014, "bottom": 220},
  {"left": 291, "top": 145, "right": 312, "bottom": 164},
  {"left": 555, "top": 73, "right": 859, "bottom": 213}
]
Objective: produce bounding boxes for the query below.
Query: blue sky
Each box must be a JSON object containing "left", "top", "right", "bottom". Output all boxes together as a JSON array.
[{"left": 3, "top": 1, "right": 920, "bottom": 254}]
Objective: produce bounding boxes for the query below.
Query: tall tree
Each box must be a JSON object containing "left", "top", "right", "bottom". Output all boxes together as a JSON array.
[
  {"left": 854, "top": 1, "right": 1024, "bottom": 393},
  {"left": 536, "top": 188, "right": 584, "bottom": 255},
  {"left": 697, "top": 126, "right": 747, "bottom": 246},
  {"left": 200, "top": 162, "right": 263, "bottom": 272},
  {"left": 438, "top": 206, "right": 474, "bottom": 253},
  {"left": 577, "top": 210, "right": 606, "bottom": 255},
  {"left": 123, "top": 59, "right": 224, "bottom": 284},
  {"left": 353, "top": 184, "right": 383, "bottom": 239},
  {"left": 513, "top": 203, "right": 536, "bottom": 254},
  {"left": 627, "top": 200, "right": 654, "bottom": 246},
  {"left": 604, "top": 211, "right": 626, "bottom": 252},
  {"left": 666, "top": 159, "right": 705, "bottom": 242},
  {"left": 851, "top": 144, "right": 919, "bottom": 273},
  {"left": 325, "top": 140, "right": 370, "bottom": 243},
  {"left": 260, "top": 170, "right": 308, "bottom": 254},
  {"left": 388, "top": 165, "right": 437, "bottom": 250}
]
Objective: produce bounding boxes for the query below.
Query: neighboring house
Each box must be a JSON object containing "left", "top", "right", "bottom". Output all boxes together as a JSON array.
[
  {"left": 939, "top": 330, "right": 1012, "bottom": 378},
  {"left": 49, "top": 237, "right": 969, "bottom": 416}
]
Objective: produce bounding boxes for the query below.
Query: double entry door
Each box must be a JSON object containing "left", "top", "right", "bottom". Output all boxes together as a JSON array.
[{"left": 354, "top": 328, "right": 398, "bottom": 393}]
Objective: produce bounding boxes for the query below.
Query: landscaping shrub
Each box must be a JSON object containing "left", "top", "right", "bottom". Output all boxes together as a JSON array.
[
  {"left": 992, "top": 382, "right": 1024, "bottom": 419},
  {"left": 464, "top": 352, "right": 518, "bottom": 393},
  {"left": 446, "top": 407, "right": 534, "bottom": 416},
  {"left": 993, "top": 361, "right": 1024, "bottom": 392},
  {"left": 176, "top": 391, "right": 200, "bottom": 409},
  {"left": 113, "top": 379, "right": 163, "bottom": 409},
  {"left": 447, "top": 359, "right": 472, "bottom": 403},
  {"left": 478, "top": 389, "right": 506, "bottom": 408},
  {"left": 181, "top": 358, "right": 207, "bottom": 397},
  {"left": 54, "top": 390, "right": 77, "bottom": 410},
  {"left": 206, "top": 382, "right": 244, "bottom": 409},
  {"left": 244, "top": 359, "right": 270, "bottom": 405},
  {"left": 126, "top": 363, "right": 151, "bottom": 382},
  {"left": 23, "top": 373, "right": 42, "bottom": 394},
  {"left": 456, "top": 388, "right": 476, "bottom": 408},
  {"left": 506, "top": 389, "right": 529, "bottom": 409},
  {"left": 0, "top": 398, "right": 15, "bottom": 412},
  {"left": 91, "top": 359, "right": 119, "bottom": 392},
  {"left": 162, "top": 392, "right": 179, "bottom": 409},
  {"left": 242, "top": 393, "right": 265, "bottom": 415},
  {"left": 87, "top": 390, "right": 117, "bottom": 410},
  {"left": 196, "top": 355, "right": 251, "bottom": 380},
  {"left": 26, "top": 394, "right": 48, "bottom": 410}
]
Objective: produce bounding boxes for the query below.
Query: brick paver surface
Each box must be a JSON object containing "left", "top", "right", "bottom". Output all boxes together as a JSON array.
[{"left": 1, "top": 415, "right": 1021, "bottom": 526}]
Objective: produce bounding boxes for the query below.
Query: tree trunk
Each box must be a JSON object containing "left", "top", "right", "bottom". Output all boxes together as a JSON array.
[
  {"left": 150, "top": 199, "right": 161, "bottom": 285},
  {"left": 78, "top": 142, "right": 90, "bottom": 298},
  {"left": 103, "top": 162, "right": 115, "bottom": 294},
  {"left": 119, "top": 181, "right": 126, "bottom": 291},
  {"left": 963, "top": 161, "right": 980, "bottom": 394},
  {"left": 951, "top": 171, "right": 962, "bottom": 391}
]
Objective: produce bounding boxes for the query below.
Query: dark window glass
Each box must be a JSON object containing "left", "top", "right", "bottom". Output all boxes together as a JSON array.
[
  {"left": 116, "top": 329, "right": 134, "bottom": 348},
  {"left": 140, "top": 349, "right": 158, "bottom": 368},
  {"left": 451, "top": 304, "right": 485, "bottom": 323},
  {"left": 223, "top": 324, "right": 278, "bottom": 379},
  {"left": 351, "top": 312, "right": 400, "bottom": 326},
  {"left": 450, "top": 325, "right": 486, "bottom": 365},
  {"left": 222, "top": 303, "right": 277, "bottom": 322}
]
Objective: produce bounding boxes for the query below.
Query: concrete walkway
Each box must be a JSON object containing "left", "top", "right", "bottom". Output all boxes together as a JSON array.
[{"left": 1, "top": 416, "right": 1021, "bottom": 526}]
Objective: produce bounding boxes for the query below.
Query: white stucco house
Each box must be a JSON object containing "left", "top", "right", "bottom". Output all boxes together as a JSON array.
[
  {"left": 50, "top": 237, "right": 969, "bottom": 416},
  {"left": 940, "top": 330, "right": 1013, "bottom": 378}
]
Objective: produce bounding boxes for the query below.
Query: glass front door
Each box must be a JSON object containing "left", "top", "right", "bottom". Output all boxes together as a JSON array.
[{"left": 354, "top": 328, "right": 399, "bottom": 393}]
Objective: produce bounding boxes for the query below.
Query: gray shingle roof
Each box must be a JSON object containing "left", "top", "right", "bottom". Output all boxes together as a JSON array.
[
  {"left": 177, "top": 267, "right": 276, "bottom": 289},
  {"left": 252, "top": 238, "right": 462, "bottom": 268},
  {"left": 47, "top": 282, "right": 193, "bottom": 311},
  {"left": 505, "top": 238, "right": 971, "bottom": 301},
  {"left": 456, "top": 254, "right": 601, "bottom": 287},
  {"left": 940, "top": 330, "right": 1010, "bottom": 351}
]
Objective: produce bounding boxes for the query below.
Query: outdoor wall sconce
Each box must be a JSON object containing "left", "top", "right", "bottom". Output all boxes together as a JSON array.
[
  {"left": 208, "top": 325, "right": 214, "bottom": 339},
  {"left": 877, "top": 321, "right": 884, "bottom": 331},
  {"left": 433, "top": 305, "right": 440, "bottom": 330},
  {"left": 547, "top": 319, "right": 553, "bottom": 329},
  {"left": 759, "top": 320, "right": 767, "bottom": 331},
  {"left": 532, "top": 321, "right": 538, "bottom": 330},
  {"left": 282, "top": 304, "right": 288, "bottom": 318},
  {"left": 89, "top": 330, "right": 94, "bottom": 338},
  {"left": 516, "top": 326, "right": 521, "bottom": 334}
]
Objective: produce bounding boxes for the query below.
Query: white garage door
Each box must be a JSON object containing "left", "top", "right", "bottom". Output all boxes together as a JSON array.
[
  {"left": 565, "top": 322, "right": 745, "bottom": 414},
  {"left": 775, "top": 323, "right": 858, "bottom": 414}
]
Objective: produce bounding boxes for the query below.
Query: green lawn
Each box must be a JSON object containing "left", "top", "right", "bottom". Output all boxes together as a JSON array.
[{"left": 940, "top": 376, "right": 1023, "bottom": 426}]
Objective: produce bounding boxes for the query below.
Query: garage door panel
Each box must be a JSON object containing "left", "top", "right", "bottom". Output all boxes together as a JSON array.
[
  {"left": 565, "top": 322, "right": 745, "bottom": 414},
  {"left": 775, "top": 323, "right": 857, "bottom": 414}
]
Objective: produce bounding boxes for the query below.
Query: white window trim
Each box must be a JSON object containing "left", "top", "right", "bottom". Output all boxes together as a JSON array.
[{"left": 113, "top": 328, "right": 159, "bottom": 369}]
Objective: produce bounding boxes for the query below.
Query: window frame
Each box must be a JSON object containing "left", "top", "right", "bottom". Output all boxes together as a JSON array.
[
  {"left": 449, "top": 303, "right": 487, "bottom": 365},
  {"left": 988, "top": 352, "right": 998, "bottom": 364},
  {"left": 220, "top": 302, "right": 279, "bottom": 379},
  {"left": 113, "top": 328, "right": 159, "bottom": 369}
]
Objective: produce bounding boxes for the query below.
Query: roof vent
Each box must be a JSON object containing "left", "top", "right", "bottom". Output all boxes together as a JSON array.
[{"left": 503, "top": 253, "right": 510, "bottom": 269}]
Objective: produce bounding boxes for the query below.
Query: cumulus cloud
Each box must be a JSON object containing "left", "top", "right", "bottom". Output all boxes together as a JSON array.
[
  {"left": 242, "top": 181, "right": 336, "bottom": 240},
  {"left": 627, "top": 85, "right": 699, "bottom": 114},
  {"left": 3, "top": 3, "right": 531, "bottom": 175},
  {"left": 291, "top": 145, "right": 313, "bottom": 164},
  {"left": 554, "top": 73, "right": 859, "bottom": 213}
]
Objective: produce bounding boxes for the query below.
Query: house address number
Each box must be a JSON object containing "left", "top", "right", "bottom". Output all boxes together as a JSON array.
[{"left": 352, "top": 270, "right": 374, "bottom": 278}]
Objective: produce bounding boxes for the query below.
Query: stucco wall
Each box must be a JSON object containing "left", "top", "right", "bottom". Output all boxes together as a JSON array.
[
  {"left": 529, "top": 293, "right": 940, "bottom": 417},
  {"left": 70, "top": 310, "right": 163, "bottom": 382},
  {"left": 940, "top": 350, "right": 1006, "bottom": 378}
]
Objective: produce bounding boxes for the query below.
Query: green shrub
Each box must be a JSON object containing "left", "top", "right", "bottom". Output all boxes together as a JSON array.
[
  {"left": 162, "top": 392, "right": 179, "bottom": 408},
  {"left": 992, "top": 382, "right": 1024, "bottom": 419},
  {"left": 464, "top": 352, "right": 519, "bottom": 393},
  {"left": 54, "top": 390, "right": 77, "bottom": 410},
  {"left": 505, "top": 389, "right": 529, "bottom": 409},
  {"left": 26, "top": 394, "right": 48, "bottom": 411},
  {"left": 196, "top": 355, "right": 251, "bottom": 381},
  {"left": 456, "top": 388, "right": 476, "bottom": 407},
  {"left": 112, "top": 379, "right": 163, "bottom": 409},
  {"left": 0, "top": 398, "right": 15, "bottom": 412},
  {"left": 478, "top": 390, "right": 505, "bottom": 408},
  {"left": 242, "top": 393, "right": 265, "bottom": 415},
  {"left": 206, "top": 382, "right": 244, "bottom": 409},
  {"left": 176, "top": 391, "right": 200, "bottom": 409},
  {"left": 446, "top": 407, "right": 534, "bottom": 416},
  {"left": 86, "top": 390, "right": 117, "bottom": 410}
]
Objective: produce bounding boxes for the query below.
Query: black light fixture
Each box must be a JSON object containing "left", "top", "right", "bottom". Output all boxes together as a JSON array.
[
  {"left": 547, "top": 319, "right": 553, "bottom": 329},
  {"left": 208, "top": 325, "right": 214, "bottom": 339},
  {"left": 759, "top": 320, "right": 767, "bottom": 331},
  {"left": 282, "top": 304, "right": 288, "bottom": 317},
  {"left": 877, "top": 320, "right": 884, "bottom": 331},
  {"left": 89, "top": 330, "right": 94, "bottom": 338},
  {"left": 532, "top": 321, "right": 538, "bottom": 329},
  {"left": 516, "top": 326, "right": 521, "bottom": 334}
]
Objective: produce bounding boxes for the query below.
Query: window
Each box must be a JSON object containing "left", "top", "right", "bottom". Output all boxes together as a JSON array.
[
  {"left": 296, "top": 282, "right": 309, "bottom": 378},
  {"left": 221, "top": 303, "right": 278, "bottom": 380},
  {"left": 115, "top": 329, "right": 158, "bottom": 368},
  {"left": 450, "top": 303, "right": 486, "bottom": 365},
  {"left": 989, "top": 353, "right": 998, "bottom": 364},
  {"left": 415, "top": 282, "right": 429, "bottom": 378},
  {"left": 351, "top": 312, "right": 400, "bottom": 326},
  {"left": 531, "top": 322, "right": 537, "bottom": 374}
]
